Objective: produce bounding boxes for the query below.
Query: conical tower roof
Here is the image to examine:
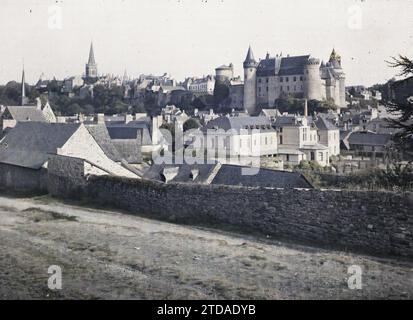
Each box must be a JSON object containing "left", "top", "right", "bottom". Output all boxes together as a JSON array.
[
  {"left": 88, "top": 42, "right": 96, "bottom": 65},
  {"left": 243, "top": 45, "right": 258, "bottom": 68}
]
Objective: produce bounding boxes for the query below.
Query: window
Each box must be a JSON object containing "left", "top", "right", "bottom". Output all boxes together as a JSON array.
[
  {"left": 279, "top": 135, "right": 283, "bottom": 144},
  {"left": 286, "top": 77, "right": 289, "bottom": 82},
  {"left": 258, "top": 78, "right": 262, "bottom": 83},
  {"left": 258, "top": 87, "right": 261, "bottom": 93},
  {"left": 319, "top": 152, "right": 323, "bottom": 161},
  {"left": 266, "top": 87, "right": 269, "bottom": 92},
  {"left": 266, "top": 78, "right": 269, "bottom": 83},
  {"left": 311, "top": 152, "right": 315, "bottom": 161},
  {"left": 293, "top": 76, "right": 297, "bottom": 82},
  {"left": 265, "top": 137, "right": 268, "bottom": 145},
  {"left": 287, "top": 86, "right": 290, "bottom": 91},
  {"left": 280, "top": 77, "right": 284, "bottom": 82},
  {"left": 286, "top": 154, "right": 290, "bottom": 161},
  {"left": 300, "top": 76, "right": 303, "bottom": 81}
]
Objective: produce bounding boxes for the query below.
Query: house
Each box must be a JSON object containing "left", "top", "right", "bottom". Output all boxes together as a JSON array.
[
  {"left": 202, "top": 116, "right": 278, "bottom": 159},
  {"left": 310, "top": 115, "right": 340, "bottom": 156},
  {"left": 0, "top": 122, "right": 137, "bottom": 193},
  {"left": 0, "top": 98, "right": 56, "bottom": 132},
  {"left": 342, "top": 131, "right": 393, "bottom": 154},
  {"left": 274, "top": 115, "right": 330, "bottom": 166}
]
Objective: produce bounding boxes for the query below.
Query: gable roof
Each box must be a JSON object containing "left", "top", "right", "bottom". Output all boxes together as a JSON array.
[
  {"left": 278, "top": 55, "right": 310, "bottom": 76},
  {"left": 3, "top": 106, "right": 47, "bottom": 122},
  {"left": 310, "top": 116, "right": 338, "bottom": 131},
  {"left": 348, "top": 132, "right": 393, "bottom": 146},
  {"left": 257, "top": 55, "right": 310, "bottom": 77},
  {"left": 85, "top": 125, "right": 123, "bottom": 162},
  {"left": 0, "top": 122, "right": 81, "bottom": 169}
]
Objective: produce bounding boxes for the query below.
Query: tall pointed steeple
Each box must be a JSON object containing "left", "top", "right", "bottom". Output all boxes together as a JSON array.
[
  {"left": 85, "top": 41, "right": 98, "bottom": 79},
  {"left": 21, "top": 64, "right": 28, "bottom": 106},
  {"left": 88, "top": 42, "right": 96, "bottom": 65}
]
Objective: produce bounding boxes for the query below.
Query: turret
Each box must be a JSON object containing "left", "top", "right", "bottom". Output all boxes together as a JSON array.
[
  {"left": 243, "top": 46, "right": 258, "bottom": 114},
  {"left": 303, "top": 57, "right": 322, "bottom": 101}
]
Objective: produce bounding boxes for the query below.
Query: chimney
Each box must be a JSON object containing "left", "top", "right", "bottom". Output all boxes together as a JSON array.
[
  {"left": 96, "top": 113, "right": 105, "bottom": 125},
  {"left": 36, "top": 97, "right": 42, "bottom": 110},
  {"left": 125, "top": 114, "right": 133, "bottom": 124},
  {"left": 304, "top": 99, "right": 308, "bottom": 117}
]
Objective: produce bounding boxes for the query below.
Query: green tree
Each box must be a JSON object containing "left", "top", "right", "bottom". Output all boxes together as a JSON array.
[
  {"left": 384, "top": 55, "right": 413, "bottom": 156},
  {"left": 66, "top": 103, "right": 81, "bottom": 115},
  {"left": 183, "top": 118, "right": 200, "bottom": 132},
  {"left": 213, "top": 82, "right": 230, "bottom": 105}
]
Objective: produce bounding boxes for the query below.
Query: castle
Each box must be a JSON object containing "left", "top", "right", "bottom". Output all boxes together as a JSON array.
[{"left": 243, "top": 46, "right": 346, "bottom": 114}]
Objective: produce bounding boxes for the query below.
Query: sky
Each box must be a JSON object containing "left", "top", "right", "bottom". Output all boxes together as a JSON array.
[{"left": 0, "top": 0, "right": 412, "bottom": 86}]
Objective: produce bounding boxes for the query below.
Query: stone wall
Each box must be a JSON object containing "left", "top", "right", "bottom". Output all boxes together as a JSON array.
[
  {"left": 47, "top": 155, "right": 413, "bottom": 259},
  {"left": 0, "top": 163, "right": 47, "bottom": 194}
]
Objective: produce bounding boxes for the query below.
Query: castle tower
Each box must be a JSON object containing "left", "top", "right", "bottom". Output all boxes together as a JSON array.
[
  {"left": 21, "top": 65, "right": 28, "bottom": 106},
  {"left": 303, "top": 57, "right": 321, "bottom": 101},
  {"left": 243, "top": 45, "right": 258, "bottom": 114},
  {"left": 85, "top": 42, "right": 98, "bottom": 79},
  {"left": 329, "top": 48, "right": 346, "bottom": 110}
]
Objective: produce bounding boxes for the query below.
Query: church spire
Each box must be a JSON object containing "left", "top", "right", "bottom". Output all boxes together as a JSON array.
[
  {"left": 88, "top": 42, "right": 96, "bottom": 65},
  {"left": 21, "top": 64, "right": 28, "bottom": 106},
  {"left": 85, "top": 41, "right": 98, "bottom": 79}
]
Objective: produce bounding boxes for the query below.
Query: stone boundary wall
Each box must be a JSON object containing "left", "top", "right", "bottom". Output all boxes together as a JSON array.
[
  {"left": 47, "top": 155, "right": 413, "bottom": 259},
  {"left": 0, "top": 163, "right": 47, "bottom": 194}
]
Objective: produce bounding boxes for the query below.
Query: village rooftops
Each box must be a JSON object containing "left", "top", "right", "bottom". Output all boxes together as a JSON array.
[
  {"left": 0, "top": 122, "right": 81, "bottom": 169},
  {"left": 143, "top": 160, "right": 313, "bottom": 189},
  {"left": 2, "top": 105, "right": 48, "bottom": 122}
]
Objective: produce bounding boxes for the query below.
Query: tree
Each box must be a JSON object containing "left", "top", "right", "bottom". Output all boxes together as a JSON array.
[
  {"left": 213, "top": 82, "right": 230, "bottom": 105},
  {"left": 384, "top": 55, "right": 413, "bottom": 157},
  {"left": 66, "top": 103, "right": 81, "bottom": 115},
  {"left": 183, "top": 118, "right": 200, "bottom": 132}
]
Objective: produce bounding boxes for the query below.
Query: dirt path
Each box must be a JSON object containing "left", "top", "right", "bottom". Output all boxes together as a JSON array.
[{"left": 0, "top": 195, "right": 412, "bottom": 300}]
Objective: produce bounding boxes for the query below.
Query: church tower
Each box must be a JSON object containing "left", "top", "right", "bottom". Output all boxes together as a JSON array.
[
  {"left": 243, "top": 45, "right": 258, "bottom": 115},
  {"left": 85, "top": 42, "right": 98, "bottom": 79}
]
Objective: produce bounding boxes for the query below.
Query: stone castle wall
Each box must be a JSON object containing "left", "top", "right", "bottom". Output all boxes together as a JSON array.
[{"left": 47, "top": 155, "right": 413, "bottom": 259}]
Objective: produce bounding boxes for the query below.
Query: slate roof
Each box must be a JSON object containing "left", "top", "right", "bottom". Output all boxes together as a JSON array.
[
  {"left": 143, "top": 160, "right": 313, "bottom": 189},
  {"left": 4, "top": 106, "right": 47, "bottom": 122},
  {"left": 107, "top": 123, "right": 152, "bottom": 145},
  {"left": 257, "top": 58, "right": 276, "bottom": 77},
  {"left": 278, "top": 55, "right": 310, "bottom": 76},
  {"left": 348, "top": 132, "right": 393, "bottom": 146},
  {"left": 310, "top": 116, "right": 338, "bottom": 131},
  {"left": 111, "top": 140, "right": 142, "bottom": 164},
  {"left": 273, "top": 116, "right": 301, "bottom": 127},
  {"left": 85, "top": 125, "right": 123, "bottom": 162},
  {"left": 204, "top": 116, "right": 274, "bottom": 132},
  {"left": 211, "top": 165, "right": 313, "bottom": 189},
  {"left": 257, "top": 55, "right": 310, "bottom": 77},
  {"left": 261, "top": 109, "right": 281, "bottom": 118},
  {"left": 0, "top": 122, "right": 80, "bottom": 169},
  {"left": 143, "top": 159, "right": 217, "bottom": 184}
]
